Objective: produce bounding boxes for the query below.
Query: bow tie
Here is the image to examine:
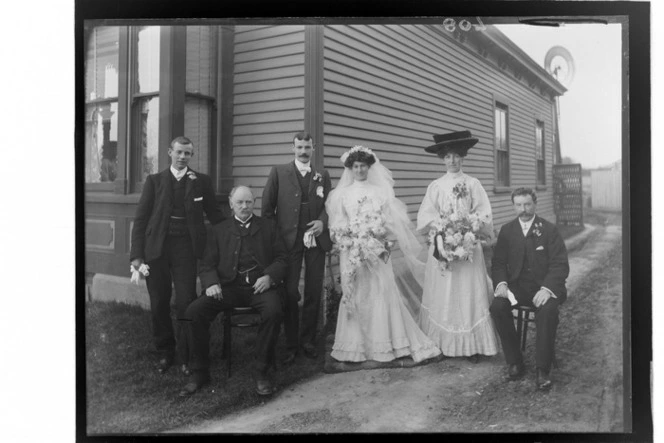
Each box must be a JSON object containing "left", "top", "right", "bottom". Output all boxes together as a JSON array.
[{"left": 235, "top": 218, "right": 252, "bottom": 229}]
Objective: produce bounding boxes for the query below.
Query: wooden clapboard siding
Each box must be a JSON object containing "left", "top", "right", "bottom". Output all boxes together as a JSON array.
[
  {"left": 323, "top": 24, "right": 558, "bottom": 231},
  {"left": 232, "top": 25, "right": 307, "bottom": 212}
]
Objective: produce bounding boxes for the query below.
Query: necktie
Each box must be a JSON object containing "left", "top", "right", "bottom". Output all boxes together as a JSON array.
[{"left": 298, "top": 165, "right": 311, "bottom": 176}]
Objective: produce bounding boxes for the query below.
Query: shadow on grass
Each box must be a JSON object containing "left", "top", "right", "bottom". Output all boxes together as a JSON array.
[{"left": 85, "top": 301, "right": 324, "bottom": 434}]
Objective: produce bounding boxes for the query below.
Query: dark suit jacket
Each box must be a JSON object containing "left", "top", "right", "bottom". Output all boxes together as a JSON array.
[
  {"left": 130, "top": 168, "right": 224, "bottom": 262},
  {"left": 199, "top": 216, "right": 288, "bottom": 289},
  {"left": 491, "top": 215, "right": 570, "bottom": 303},
  {"left": 261, "top": 161, "right": 332, "bottom": 252}
]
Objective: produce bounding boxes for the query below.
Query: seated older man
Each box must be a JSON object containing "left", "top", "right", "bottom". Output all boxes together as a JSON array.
[{"left": 179, "top": 186, "right": 287, "bottom": 397}]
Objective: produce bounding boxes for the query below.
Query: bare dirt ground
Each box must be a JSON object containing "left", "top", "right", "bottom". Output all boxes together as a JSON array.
[{"left": 171, "top": 223, "right": 624, "bottom": 434}]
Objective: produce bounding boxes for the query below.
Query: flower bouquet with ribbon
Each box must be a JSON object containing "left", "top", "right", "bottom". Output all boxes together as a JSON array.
[
  {"left": 331, "top": 196, "right": 394, "bottom": 315},
  {"left": 427, "top": 201, "right": 489, "bottom": 274}
]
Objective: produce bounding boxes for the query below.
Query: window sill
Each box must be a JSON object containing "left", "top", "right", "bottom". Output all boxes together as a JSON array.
[{"left": 493, "top": 186, "right": 512, "bottom": 194}]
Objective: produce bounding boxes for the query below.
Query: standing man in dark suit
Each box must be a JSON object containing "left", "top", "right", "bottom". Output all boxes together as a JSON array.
[
  {"left": 262, "top": 132, "right": 332, "bottom": 364},
  {"left": 130, "top": 136, "right": 224, "bottom": 375},
  {"left": 490, "top": 187, "right": 569, "bottom": 390},
  {"left": 179, "top": 186, "right": 287, "bottom": 396}
]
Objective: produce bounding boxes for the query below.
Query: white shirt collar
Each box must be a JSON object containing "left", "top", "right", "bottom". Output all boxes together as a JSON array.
[
  {"left": 234, "top": 214, "right": 253, "bottom": 227},
  {"left": 520, "top": 216, "right": 536, "bottom": 236},
  {"left": 170, "top": 165, "right": 188, "bottom": 181},
  {"left": 294, "top": 159, "right": 311, "bottom": 174}
]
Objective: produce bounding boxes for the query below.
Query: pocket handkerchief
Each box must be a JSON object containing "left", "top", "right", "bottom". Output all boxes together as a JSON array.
[
  {"left": 535, "top": 245, "right": 544, "bottom": 251},
  {"left": 194, "top": 196, "right": 203, "bottom": 202}
]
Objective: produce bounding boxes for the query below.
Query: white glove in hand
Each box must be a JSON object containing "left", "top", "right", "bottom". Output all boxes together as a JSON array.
[
  {"left": 303, "top": 230, "right": 317, "bottom": 249},
  {"left": 130, "top": 264, "right": 150, "bottom": 285}
]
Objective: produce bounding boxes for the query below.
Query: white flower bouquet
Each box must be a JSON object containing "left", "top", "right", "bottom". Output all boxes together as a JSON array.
[
  {"left": 331, "top": 196, "right": 394, "bottom": 313},
  {"left": 428, "top": 202, "right": 489, "bottom": 274}
]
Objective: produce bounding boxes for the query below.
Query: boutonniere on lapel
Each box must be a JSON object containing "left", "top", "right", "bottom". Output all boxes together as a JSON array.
[
  {"left": 186, "top": 171, "right": 197, "bottom": 181},
  {"left": 532, "top": 222, "right": 543, "bottom": 237},
  {"left": 313, "top": 172, "right": 322, "bottom": 183}
]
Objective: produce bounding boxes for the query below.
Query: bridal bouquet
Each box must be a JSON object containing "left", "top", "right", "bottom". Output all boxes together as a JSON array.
[
  {"left": 331, "top": 196, "right": 394, "bottom": 313},
  {"left": 428, "top": 202, "right": 489, "bottom": 274}
]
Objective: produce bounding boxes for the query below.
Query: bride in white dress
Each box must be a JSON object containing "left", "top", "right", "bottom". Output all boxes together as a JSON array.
[{"left": 326, "top": 146, "right": 441, "bottom": 363}]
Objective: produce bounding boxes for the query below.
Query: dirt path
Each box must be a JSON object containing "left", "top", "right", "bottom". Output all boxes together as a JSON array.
[{"left": 171, "top": 225, "right": 623, "bottom": 433}]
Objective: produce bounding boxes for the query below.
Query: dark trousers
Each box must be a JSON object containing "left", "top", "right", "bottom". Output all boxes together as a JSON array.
[
  {"left": 145, "top": 234, "right": 197, "bottom": 363},
  {"left": 184, "top": 284, "right": 283, "bottom": 376},
  {"left": 283, "top": 232, "right": 326, "bottom": 352},
  {"left": 489, "top": 276, "right": 560, "bottom": 372}
]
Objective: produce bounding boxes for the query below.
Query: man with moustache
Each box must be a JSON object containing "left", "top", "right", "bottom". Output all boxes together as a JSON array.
[
  {"left": 130, "top": 136, "right": 224, "bottom": 375},
  {"left": 179, "top": 186, "right": 287, "bottom": 396},
  {"left": 490, "top": 187, "right": 569, "bottom": 390},
  {"left": 262, "top": 132, "right": 332, "bottom": 364}
]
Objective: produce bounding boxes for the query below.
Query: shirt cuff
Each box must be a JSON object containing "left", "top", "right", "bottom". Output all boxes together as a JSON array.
[
  {"left": 494, "top": 281, "right": 508, "bottom": 292},
  {"left": 541, "top": 286, "right": 557, "bottom": 298}
]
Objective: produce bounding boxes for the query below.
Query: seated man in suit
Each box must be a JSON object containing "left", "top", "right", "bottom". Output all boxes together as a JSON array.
[
  {"left": 490, "top": 187, "right": 570, "bottom": 390},
  {"left": 179, "top": 186, "right": 287, "bottom": 397}
]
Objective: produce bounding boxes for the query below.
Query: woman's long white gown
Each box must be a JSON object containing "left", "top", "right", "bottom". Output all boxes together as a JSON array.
[
  {"left": 416, "top": 171, "right": 499, "bottom": 357},
  {"left": 330, "top": 181, "right": 441, "bottom": 363}
]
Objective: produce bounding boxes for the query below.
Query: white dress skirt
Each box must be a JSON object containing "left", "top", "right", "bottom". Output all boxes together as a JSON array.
[{"left": 329, "top": 181, "right": 442, "bottom": 363}]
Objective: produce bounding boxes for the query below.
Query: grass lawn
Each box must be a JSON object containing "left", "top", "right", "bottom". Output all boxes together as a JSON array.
[{"left": 85, "top": 301, "right": 324, "bottom": 434}]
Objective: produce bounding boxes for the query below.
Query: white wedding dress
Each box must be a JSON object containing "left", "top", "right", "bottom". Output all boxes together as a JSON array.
[
  {"left": 416, "top": 171, "right": 499, "bottom": 357},
  {"left": 328, "top": 180, "right": 441, "bottom": 363}
]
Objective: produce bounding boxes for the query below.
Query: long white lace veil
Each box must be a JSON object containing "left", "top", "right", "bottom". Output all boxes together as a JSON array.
[{"left": 326, "top": 147, "right": 427, "bottom": 319}]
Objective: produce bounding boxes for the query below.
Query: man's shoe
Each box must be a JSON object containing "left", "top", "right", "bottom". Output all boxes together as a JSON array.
[
  {"left": 282, "top": 351, "right": 297, "bottom": 365},
  {"left": 156, "top": 356, "right": 174, "bottom": 374},
  {"left": 178, "top": 372, "right": 210, "bottom": 397},
  {"left": 181, "top": 364, "right": 192, "bottom": 376},
  {"left": 536, "top": 368, "right": 552, "bottom": 391},
  {"left": 507, "top": 363, "right": 525, "bottom": 380},
  {"left": 302, "top": 344, "right": 318, "bottom": 359},
  {"left": 255, "top": 375, "right": 275, "bottom": 396}
]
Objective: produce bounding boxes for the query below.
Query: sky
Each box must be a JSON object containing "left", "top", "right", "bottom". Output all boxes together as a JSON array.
[{"left": 496, "top": 23, "right": 623, "bottom": 170}]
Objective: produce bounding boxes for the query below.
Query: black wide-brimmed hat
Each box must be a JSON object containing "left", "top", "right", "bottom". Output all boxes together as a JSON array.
[{"left": 424, "top": 130, "right": 479, "bottom": 157}]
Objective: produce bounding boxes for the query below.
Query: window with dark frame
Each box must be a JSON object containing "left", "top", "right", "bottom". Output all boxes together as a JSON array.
[
  {"left": 84, "top": 26, "right": 120, "bottom": 185},
  {"left": 494, "top": 102, "right": 510, "bottom": 187},
  {"left": 84, "top": 24, "right": 220, "bottom": 193},
  {"left": 132, "top": 26, "right": 161, "bottom": 185},
  {"left": 536, "top": 120, "right": 545, "bottom": 185}
]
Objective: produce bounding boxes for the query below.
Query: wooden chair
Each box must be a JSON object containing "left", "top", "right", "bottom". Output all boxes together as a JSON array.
[
  {"left": 220, "top": 306, "right": 261, "bottom": 378},
  {"left": 513, "top": 305, "right": 536, "bottom": 351},
  {"left": 513, "top": 305, "right": 558, "bottom": 367}
]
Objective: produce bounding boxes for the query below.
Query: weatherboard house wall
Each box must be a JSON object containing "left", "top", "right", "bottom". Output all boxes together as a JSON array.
[
  {"left": 86, "top": 23, "right": 565, "bottom": 305},
  {"left": 228, "top": 24, "right": 565, "bottom": 225}
]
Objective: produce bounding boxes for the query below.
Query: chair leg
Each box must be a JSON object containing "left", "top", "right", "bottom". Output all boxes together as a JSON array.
[
  {"left": 222, "top": 313, "right": 234, "bottom": 378},
  {"left": 521, "top": 314, "right": 528, "bottom": 352}
]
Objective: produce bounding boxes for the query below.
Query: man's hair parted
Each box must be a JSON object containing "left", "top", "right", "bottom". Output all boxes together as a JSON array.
[
  {"left": 171, "top": 136, "right": 194, "bottom": 148},
  {"left": 293, "top": 131, "right": 313, "bottom": 144},
  {"left": 511, "top": 187, "right": 538, "bottom": 203}
]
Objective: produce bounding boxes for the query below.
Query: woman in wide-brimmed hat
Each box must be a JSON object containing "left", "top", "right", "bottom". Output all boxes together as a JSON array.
[{"left": 416, "top": 130, "right": 499, "bottom": 362}]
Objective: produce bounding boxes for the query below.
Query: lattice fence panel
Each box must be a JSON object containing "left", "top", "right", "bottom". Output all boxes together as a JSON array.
[{"left": 553, "top": 163, "right": 584, "bottom": 226}]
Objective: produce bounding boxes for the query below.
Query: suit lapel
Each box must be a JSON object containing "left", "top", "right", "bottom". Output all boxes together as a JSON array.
[
  {"left": 248, "top": 217, "right": 262, "bottom": 236},
  {"left": 307, "top": 166, "right": 315, "bottom": 196},
  {"left": 184, "top": 168, "right": 195, "bottom": 204},
  {"left": 287, "top": 161, "right": 300, "bottom": 190},
  {"left": 160, "top": 168, "right": 173, "bottom": 209}
]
